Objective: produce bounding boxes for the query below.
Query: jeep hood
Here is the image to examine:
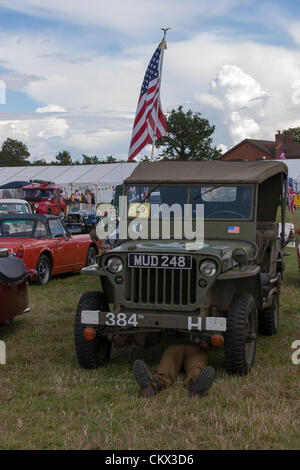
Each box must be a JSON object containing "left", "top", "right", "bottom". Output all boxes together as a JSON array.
[{"left": 111, "top": 238, "right": 255, "bottom": 260}]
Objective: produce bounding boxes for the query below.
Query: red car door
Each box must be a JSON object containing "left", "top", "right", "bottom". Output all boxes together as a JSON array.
[{"left": 48, "top": 218, "right": 78, "bottom": 272}]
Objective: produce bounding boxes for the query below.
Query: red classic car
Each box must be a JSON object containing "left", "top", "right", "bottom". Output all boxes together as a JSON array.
[
  {"left": 0, "top": 214, "right": 99, "bottom": 285},
  {"left": 0, "top": 248, "right": 36, "bottom": 325}
]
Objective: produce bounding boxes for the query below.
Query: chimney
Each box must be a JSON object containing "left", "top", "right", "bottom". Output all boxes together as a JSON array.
[{"left": 275, "top": 130, "right": 283, "bottom": 146}]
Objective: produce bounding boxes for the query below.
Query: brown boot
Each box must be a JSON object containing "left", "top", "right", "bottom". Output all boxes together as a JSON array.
[
  {"left": 189, "top": 367, "right": 215, "bottom": 398},
  {"left": 133, "top": 359, "right": 162, "bottom": 398}
]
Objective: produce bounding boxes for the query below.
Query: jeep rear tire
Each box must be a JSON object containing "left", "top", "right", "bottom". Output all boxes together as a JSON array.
[
  {"left": 258, "top": 294, "right": 279, "bottom": 336},
  {"left": 225, "top": 293, "right": 257, "bottom": 376},
  {"left": 74, "top": 291, "right": 111, "bottom": 369}
]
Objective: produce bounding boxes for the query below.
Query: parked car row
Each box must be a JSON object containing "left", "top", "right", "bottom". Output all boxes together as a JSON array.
[{"left": 0, "top": 212, "right": 100, "bottom": 326}]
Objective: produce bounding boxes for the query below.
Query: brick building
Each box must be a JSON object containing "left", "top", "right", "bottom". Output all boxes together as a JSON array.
[{"left": 221, "top": 131, "right": 300, "bottom": 161}]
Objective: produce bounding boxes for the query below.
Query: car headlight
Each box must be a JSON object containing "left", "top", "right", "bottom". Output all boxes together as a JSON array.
[
  {"left": 107, "top": 256, "right": 123, "bottom": 274},
  {"left": 199, "top": 260, "right": 217, "bottom": 278}
]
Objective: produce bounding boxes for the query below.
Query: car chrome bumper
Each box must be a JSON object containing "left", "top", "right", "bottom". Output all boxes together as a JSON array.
[
  {"left": 81, "top": 310, "right": 227, "bottom": 332},
  {"left": 81, "top": 264, "right": 102, "bottom": 276}
]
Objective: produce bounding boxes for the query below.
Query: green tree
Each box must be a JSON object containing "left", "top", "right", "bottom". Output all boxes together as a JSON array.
[
  {"left": 283, "top": 128, "right": 300, "bottom": 142},
  {"left": 82, "top": 154, "right": 101, "bottom": 165},
  {"left": 55, "top": 150, "right": 73, "bottom": 165},
  {"left": 156, "top": 106, "right": 221, "bottom": 161},
  {"left": 32, "top": 159, "right": 48, "bottom": 166},
  {"left": 105, "top": 155, "right": 117, "bottom": 164},
  {"left": 0, "top": 138, "right": 31, "bottom": 166}
]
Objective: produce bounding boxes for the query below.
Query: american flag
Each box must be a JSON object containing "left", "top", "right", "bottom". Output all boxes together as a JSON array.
[
  {"left": 279, "top": 150, "right": 286, "bottom": 160},
  {"left": 288, "top": 177, "right": 297, "bottom": 214},
  {"left": 228, "top": 226, "right": 240, "bottom": 234},
  {"left": 128, "top": 43, "right": 167, "bottom": 161}
]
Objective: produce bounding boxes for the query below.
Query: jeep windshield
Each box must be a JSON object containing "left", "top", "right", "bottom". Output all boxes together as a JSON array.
[{"left": 127, "top": 185, "right": 253, "bottom": 220}]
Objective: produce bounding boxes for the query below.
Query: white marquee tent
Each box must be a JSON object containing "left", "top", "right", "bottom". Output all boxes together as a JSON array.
[
  {"left": 0, "top": 163, "right": 139, "bottom": 202},
  {"left": 2, "top": 159, "right": 300, "bottom": 202}
]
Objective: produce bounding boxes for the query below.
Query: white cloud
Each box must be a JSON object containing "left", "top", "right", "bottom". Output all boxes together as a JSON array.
[
  {"left": 212, "top": 64, "right": 269, "bottom": 109},
  {"left": 229, "top": 111, "right": 261, "bottom": 143},
  {"left": 0, "top": 72, "right": 43, "bottom": 91},
  {"left": 288, "top": 22, "right": 300, "bottom": 46},
  {"left": 0, "top": 80, "right": 5, "bottom": 104},
  {"left": 0, "top": 111, "right": 70, "bottom": 161},
  {"left": 36, "top": 104, "right": 66, "bottom": 113},
  {"left": 217, "top": 143, "right": 228, "bottom": 154},
  {"left": 1, "top": 15, "right": 300, "bottom": 158},
  {"left": 208, "top": 64, "right": 269, "bottom": 143},
  {"left": 195, "top": 93, "right": 224, "bottom": 109},
  {"left": 0, "top": 0, "right": 238, "bottom": 35}
]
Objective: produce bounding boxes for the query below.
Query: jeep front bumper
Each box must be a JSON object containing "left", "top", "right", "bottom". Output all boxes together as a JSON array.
[{"left": 81, "top": 310, "right": 227, "bottom": 332}]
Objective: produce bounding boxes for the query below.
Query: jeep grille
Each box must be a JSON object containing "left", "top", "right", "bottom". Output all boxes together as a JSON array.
[{"left": 125, "top": 260, "right": 197, "bottom": 306}]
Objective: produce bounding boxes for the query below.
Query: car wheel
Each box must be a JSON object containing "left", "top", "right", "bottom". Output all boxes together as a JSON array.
[
  {"left": 258, "top": 294, "right": 279, "bottom": 336},
  {"left": 225, "top": 293, "right": 257, "bottom": 376},
  {"left": 36, "top": 254, "right": 51, "bottom": 285},
  {"left": 86, "top": 246, "right": 97, "bottom": 266},
  {"left": 74, "top": 291, "right": 112, "bottom": 369}
]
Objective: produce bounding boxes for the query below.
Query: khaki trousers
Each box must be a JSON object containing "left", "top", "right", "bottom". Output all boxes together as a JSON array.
[{"left": 153, "top": 344, "right": 208, "bottom": 389}]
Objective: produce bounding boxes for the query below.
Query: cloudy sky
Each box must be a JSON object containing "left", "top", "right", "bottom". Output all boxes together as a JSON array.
[{"left": 1, "top": 0, "right": 300, "bottom": 163}]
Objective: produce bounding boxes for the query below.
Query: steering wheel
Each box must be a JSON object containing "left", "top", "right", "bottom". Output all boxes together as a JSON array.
[{"left": 206, "top": 210, "right": 246, "bottom": 219}]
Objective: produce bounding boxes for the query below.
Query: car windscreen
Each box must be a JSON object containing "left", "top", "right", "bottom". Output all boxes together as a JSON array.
[
  {"left": 0, "top": 203, "right": 28, "bottom": 214},
  {"left": 127, "top": 185, "right": 188, "bottom": 218},
  {"left": 191, "top": 185, "right": 253, "bottom": 220},
  {"left": 0, "top": 219, "right": 35, "bottom": 238},
  {"left": 23, "top": 189, "right": 52, "bottom": 199},
  {"left": 126, "top": 184, "right": 253, "bottom": 220}
]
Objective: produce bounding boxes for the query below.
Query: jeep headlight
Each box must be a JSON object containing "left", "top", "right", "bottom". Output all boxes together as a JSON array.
[
  {"left": 107, "top": 256, "right": 123, "bottom": 274},
  {"left": 200, "top": 260, "right": 217, "bottom": 278}
]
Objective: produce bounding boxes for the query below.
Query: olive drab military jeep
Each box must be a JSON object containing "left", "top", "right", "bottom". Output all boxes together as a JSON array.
[{"left": 75, "top": 160, "right": 288, "bottom": 376}]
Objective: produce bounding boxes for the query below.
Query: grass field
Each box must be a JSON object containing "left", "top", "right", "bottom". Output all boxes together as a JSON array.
[{"left": 0, "top": 242, "right": 300, "bottom": 449}]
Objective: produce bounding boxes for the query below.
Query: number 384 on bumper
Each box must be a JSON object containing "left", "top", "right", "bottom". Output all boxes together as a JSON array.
[{"left": 81, "top": 310, "right": 227, "bottom": 332}]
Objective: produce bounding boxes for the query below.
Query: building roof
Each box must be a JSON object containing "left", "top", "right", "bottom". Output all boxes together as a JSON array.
[
  {"left": 125, "top": 160, "right": 288, "bottom": 184},
  {"left": 222, "top": 138, "right": 300, "bottom": 160}
]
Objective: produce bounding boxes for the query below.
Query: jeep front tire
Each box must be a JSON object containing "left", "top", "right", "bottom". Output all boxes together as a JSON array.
[
  {"left": 225, "top": 293, "right": 257, "bottom": 376},
  {"left": 74, "top": 291, "right": 112, "bottom": 369}
]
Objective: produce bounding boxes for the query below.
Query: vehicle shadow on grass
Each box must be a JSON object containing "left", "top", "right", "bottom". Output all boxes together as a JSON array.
[
  {"left": 51, "top": 272, "right": 81, "bottom": 283},
  {"left": 110, "top": 337, "right": 226, "bottom": 376}
]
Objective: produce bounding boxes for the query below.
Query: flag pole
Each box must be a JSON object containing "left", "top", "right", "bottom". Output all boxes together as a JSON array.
[{"left": 150, "top": 27, "right": 170, "bottom": 162}]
